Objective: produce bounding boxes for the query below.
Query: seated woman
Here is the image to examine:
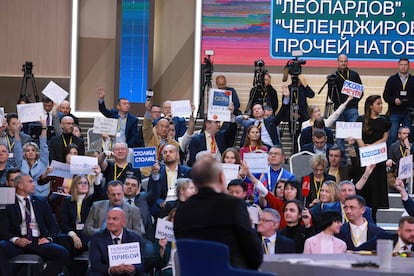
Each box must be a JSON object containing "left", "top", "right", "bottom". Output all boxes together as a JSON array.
[
  {"left": 221, "top": 147, "right": 241, "bottom": 165},
  {"left": 303, "top": 211, "right": 346, "bottom": 254},
  {"left": 303, "top": 154, "right": 335, "bottom": 208},
  {"left": 14, "top": 119, "right": 49, "bottom": 198},
  {"left": 279, "top": 200, "right": 315, "bottom": 253},
  {"left": 158, "top": 178, "right": 196, "bottom": 218},
  {"left": 239, "top": 125, "right": 267, "bottom": 160},
  {"left": 309, "top": 180, "right": 339, "bottom": 228}
]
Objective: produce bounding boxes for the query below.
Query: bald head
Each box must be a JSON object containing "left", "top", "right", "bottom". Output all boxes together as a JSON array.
[
  {"left": 61, "top": 116, "right": 74, "bottom": 134},
  {"left": 59, "top": 100, "right": 71, "bottom": 115},
  {"left": 107, "top": 207, "right": 126, "bottom": 235}
]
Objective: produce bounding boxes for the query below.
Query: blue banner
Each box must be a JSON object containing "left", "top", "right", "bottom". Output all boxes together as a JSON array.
[{"left": 133, "top": 147, "right": 156, "bottom": 168}]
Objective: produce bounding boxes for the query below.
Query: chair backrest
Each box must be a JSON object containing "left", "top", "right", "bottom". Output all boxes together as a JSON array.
[
  {"left": 289, "top": 151, "right": 314, "bottom": 181},
  {"left": 176, "top": 239, "right": 230, "bottom": 276}
]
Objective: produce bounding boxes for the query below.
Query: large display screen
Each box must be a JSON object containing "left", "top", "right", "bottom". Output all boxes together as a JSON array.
[{"left": 201, "top": 0, "right": 414, "bottom": 68}]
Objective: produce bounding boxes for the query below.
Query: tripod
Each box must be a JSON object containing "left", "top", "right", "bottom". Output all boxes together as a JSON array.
[
  {"left": 196, "top": 58, "right": 213, "bottom": 120},
  {"left": 245, "top": 67, "right": 267, "bottom": 115},
  {"left": 289, "top": 75, "right": 300, "bottom": 150},
  {"left": 19, "top": 61, "right": 39, "bottom": 103},
  {"left": 317, "top": 74, "right": 340, "bottom": 118}
]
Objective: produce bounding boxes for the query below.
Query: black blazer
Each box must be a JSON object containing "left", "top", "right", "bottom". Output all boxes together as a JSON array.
[
  {"left": 174, "top": 187, "right": 263, "bottom": 270},
  {"left": 336, "top": 222, "right": 384, "bottom": 251},
  {"left": 49, "top": 133, "right": 85, "bottom": 163},
  {"left": 275, "top": 234, "right": 296, "bottom": 254},
  {"left": 0, "top": 196, "right": 59, "bottom": 240},
  {"left": 302, "top": 172, "right": 336, "bottom": 208}
]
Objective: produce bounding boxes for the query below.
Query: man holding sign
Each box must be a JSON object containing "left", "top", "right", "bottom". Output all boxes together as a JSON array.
[
  {"left": 89, "top": 207, "right": 144, "bottom": 275},
  {"left": 383, "top": 58, "right": 414, "bottom": 144}
]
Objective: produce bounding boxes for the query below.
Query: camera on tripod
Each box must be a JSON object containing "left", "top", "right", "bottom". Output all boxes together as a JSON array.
[
  {"left": 282, "top": 50, "right": 306, "bottom": 83},
  {"left": 327, "top": 73, "right": 337, "bottom": 84},
  {"left": 22, "top": 61, "right": 33, "bottom": 76},
  {"left": 253, "top": 59, "right": 267, "bottom": 89}
]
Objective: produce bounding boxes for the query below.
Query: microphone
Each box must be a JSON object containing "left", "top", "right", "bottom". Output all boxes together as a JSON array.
[{"left": 301, "top": 175, "right": 310, "bottom": 198}]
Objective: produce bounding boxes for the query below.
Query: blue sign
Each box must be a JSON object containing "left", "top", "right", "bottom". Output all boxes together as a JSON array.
[
  {"left": 133, "top": 147, "right": 156, "bottom": 168},
  {"left": 271, "top": 0, "right": 414, "bottom": 60},
  {"left": 212, "top": 90, "right": 231, "bottom": 106}
]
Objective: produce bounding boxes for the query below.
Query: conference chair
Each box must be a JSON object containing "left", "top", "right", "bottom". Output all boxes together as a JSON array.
[
  {"left": 289, "top": 150, "right": 314, "bottom": 181},
  {"left": 176, "top": 239, "right": 276, "bottom": 276}
]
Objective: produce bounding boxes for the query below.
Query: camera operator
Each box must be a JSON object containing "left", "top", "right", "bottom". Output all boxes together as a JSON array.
[
  {"left": 383, "top": 58, "right": 414, "bottom": 144},
  {"left": 328, "top": 54, "right": 363, "bottom": 122},
  {"left": 246, "top": 60, "right": 278, "bottom": 116}
]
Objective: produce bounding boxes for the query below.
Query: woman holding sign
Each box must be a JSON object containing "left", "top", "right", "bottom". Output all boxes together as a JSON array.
[{"left": 356, "top": 95, "right": 391, "bottom": 222}]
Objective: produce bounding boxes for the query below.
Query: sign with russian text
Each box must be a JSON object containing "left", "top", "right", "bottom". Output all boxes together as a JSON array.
[
  {"left": 341, "top": 80, "right": 363, "bottom": 98},
  {"left": 222, "top": 163, "right": 240, "bottom": 186},
  {"left": 335, "top": 121, "right": 362, "bottom": 139},
  {"left": 17, "top": 103, "right": 44, "bottom": 123},
  {"left": 207, "top": 89, "right": 232, "bottom": 122},
  {"left": 132, "top": 147, "right": 156, "bottom": 168},
  {"left": 398, "top": 155, "right": 413, "bottom": 180},
  {"left": 70, "top": 156, "right": 97, "bottom": 175},
  {"left": 93, "top": 117, "right": 118, "bottom": 136},
  {"left": 359, "top": 142, "right": 387, "bottom": 167},
  {"left": 271, "top": 0, "right": 414, "bottom": 60},
  {"left": 48, "top": 161, "right": 72, "bottom": 179},
  {"left": 108, "top": 242, "right": 141, "bottom": 267},
  {"left": 0, "top": 187, "right": 15, "bottom": 204},
  {"left": 155, "top": 218, "right": 176, "bottom": 242},
  {"left": 171, "top": 100, "right": 192, "bottom": 118},
  {"left": 244, "top": 152, "right": 268, "bottom": 173}
]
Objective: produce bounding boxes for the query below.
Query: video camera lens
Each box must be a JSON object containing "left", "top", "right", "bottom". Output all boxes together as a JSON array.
[{"left": 255, "top": 59, "right": 265, "bottom": 68}]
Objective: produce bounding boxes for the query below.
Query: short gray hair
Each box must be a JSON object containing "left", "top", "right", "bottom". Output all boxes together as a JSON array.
[{"left": 262, "top": 208, "right": 281, "bottom": 223}]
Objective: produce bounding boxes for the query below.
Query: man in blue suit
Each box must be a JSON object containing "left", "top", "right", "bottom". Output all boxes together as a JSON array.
[
  {"left": 187, "top": 111, "right": 237, "bottom": 167},
  {"left": 97, "top": 87, "right": 142, "bottom": 148},
  {"left": 257, "top": 208, "right": 295, "bottom": 254},
  {"left": 147, "top": 144, "right": 191, "bottom": 217},
  {"left": 0, "top": 173, "right": 69, "bottom": 276},
  {"left": 335, "top": 195, "right": 384, "bottom": 251},
  {"left": 89, "top": 207, "right": 144, "bottom": 275}
]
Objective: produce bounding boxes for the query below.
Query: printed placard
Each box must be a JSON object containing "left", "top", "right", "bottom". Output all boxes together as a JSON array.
[
  {"left": 207, "top": 89, "right": 232, "bottom": 122},
  {"left": 221, "top": 163, "right": 240, "bottom": 186},
  {"left": 398, "top": 155, "right": 413, "bottom": 180},
  {"left": 17, "top": 103, "right": 44, "bottom": 123},
  {"left": 248, "top": 206, "right": 259, "bottom": 224},
  {"left": 155, "top": 218, "right": 175, "bottom": 242},
  {"left": 0, "top": 187, "right": 15, "bottom": 204},
  {"left": 341, "top": 80, "right": 363, "bottom": 99},
  {"left": 171, "top": 100, "right": 192, "bottom": 118},
  {"left": 108, "top": 242, "right": 141, "bottom": 267},
  {"left": 335, "top": 121, "right": 362, "bottom": 139},
  {"left": 0, "top": 107, "right": 4, "bottom": 122},
  {"left": 93, "top": 117, "right": 118, "bottom": 136},
  {"left": 48, "top": 160, "right": 72, "bottom": 179},
  {"left": 41, "top": 81, "right": 69, "bottom": 104},
  {"left": 70, "top": 156, "right": 97, "bottom": 175},
  {"left": 359, "top": 142, "right": 387, "bottom": 167},
  {"left": 132, "top": 147, "right": 157, "bottom": 168},
  {"left": 244, "top": 152, "right": 268, "bottom": 173}
]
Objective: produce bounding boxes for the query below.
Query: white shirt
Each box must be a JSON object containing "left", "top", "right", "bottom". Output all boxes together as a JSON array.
[
  {"left": 13, "top": 195, "right": 40, "bottom": 241},
  {"left": 349, "top": 220, "right": 368, "bottom": 247},
  {"left": 263, "top": 233, "right": 277, "bottom": 254}
]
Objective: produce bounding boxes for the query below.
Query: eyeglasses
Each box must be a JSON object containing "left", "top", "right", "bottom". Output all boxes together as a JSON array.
[
  {"left": 77, "top": 181, "right": 89, "bottom": 185},
  {"left": 259, "top": 218, "right": 276, "bottom": 223}
]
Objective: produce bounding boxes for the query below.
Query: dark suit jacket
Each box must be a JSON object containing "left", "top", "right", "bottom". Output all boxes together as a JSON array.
[
  {"left": 129, "top": 192, "right": 156, "bottom": 241},
  {"left": 98, "top": 100, "right": 140, "bottom": 148},
  {"left": 89, "top": 228, "right": 144, "bottom": 275},
  {"left": 147, "top": 164, "right": 192, "bottom": 205},
  {"left": 274, "top": 234, "right": 295, "bottom": 254},
  {"left": 284, "top": 84, "right": 315, "bottom": 122},
  {"left": 187, "top": 122, "right": 237, "bottom": 167},
  {"left": 0, "top": 196, "right": 59, "bottom": 241},
  {"left": 336, "top": 222, "right": 384, "bottom": 251},
  {"left": 301, "top": 143, "right": 333, "bottom": 160},
  {"left": 320, "top": 201, "right": 375, "bottom": 224},
  {"left": 402, "top": 197, "right": 414, "bottom": 217},
  {"left": 299, "top": 126, "right": 334, "bottom": 148},
  {"left": 172, "top": 116, "right": 187, "bottom": 140},
  {"left": 174, "top": 187, "right": 263, "bottom": 270},
  {"left": 49, "top": 133, "right": 85, "bottom": 162}
]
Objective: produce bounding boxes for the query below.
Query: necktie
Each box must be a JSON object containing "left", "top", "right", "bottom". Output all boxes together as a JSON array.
[
  {"left": 24, "top": 198, "right": 32, "bottom": 240},
  {"left": 46, "top": 112, "right": 50, "bottom": 126},
  {"left": 127, "top": 199, "right": 133, "bottom": 205},
  {"left": 257, "top": 121, "right": 263, "bottom": 129},
  {"left": 263, "top": 238, "right": 270, "bottom": 254},
  {"left": 113, "top": 237, "right": 120, "bottom": 244},
  {"left": 210, "top": 135, "right": 216, "bottom": 154},
  {"left": 402, "top": 245, "right": 408, "bottom": 251}
]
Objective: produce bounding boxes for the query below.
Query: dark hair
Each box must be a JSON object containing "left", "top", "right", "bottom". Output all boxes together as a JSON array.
[
  {"left": 320, "top": 211, "right": 342, "bottom": 231},
  {"left": 243, "top": 125, "right": 264, "bottom": 148},
  {"left": 328, "top": 144, "right": 343, "bottom": 158},
  {"left": 6, "top": 113, "right": 18, "bottom": 124},
  {"left": 363, "top": 95, "right": 382, "bottom": 135},
  {"left": 221, "top": 147, "right": 241, "bottom": 164},
  {"left": 42, "top": 96, "right": 53, "bottom": 103},
  {"left": 227, "top": 179, "right": 247, "bottom": 192},
  {"left": 399, "top": 216, "right": 414, "bottom": 227},
  {"left": 344, "top": 194, "right": 366, "bottom": 207},
  {"left": 399, "top": 58, "right": 409, "bottom": 63},
  {"left": 284, "top": 199, "right": 303, "bottom": 213},
  {"left": 116, "top": 97, "right": 128, "bottom": 105},
  {"left": 284, "top": 180, "right": 302, "bottom": 201},
  {"left": 312, "top": 128, "right": 326, "bottom": 138},
  {"left": 125, "top": 175, "right": 140, "bottom": 185},
  {"left": 107, "top": 180, "right": 124, "bottom": 189},
  {"left": 7, "top": 168, "right": 21, "bottom": 181},
  {"left": 313, "top": 118, "right": 325, "bottom": 129},
  {"left": 64, "top": 143, "right": 79, "bottom": 156}
]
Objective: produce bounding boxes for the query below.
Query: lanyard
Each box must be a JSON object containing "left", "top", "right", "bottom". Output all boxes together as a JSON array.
[
  {"left": 340, "top": 205, "right": 349, "bottom": 223},
  {"left": 313, "top": 176, "right": 324, "bottom": 199},
  {"left": 350, "top": 221, "right": 368, "bottom": 247},
  {"left": 262, "top": 237, "right": 274, "bottom": 255},
  {"left": 267, "top": 167, "right": 284, "bottom": 191},
  {"left": 62, "top": 136, "right": 73, "bottom": 148},
  {"left": 337, "top": 70, "right": 349, "bottom": 81},
  {"left": 402, "top": 76, "right": 408, "bottom": 90},
  {"left": 400, "top": 145, "right": 407, "bottom": 157},
  {"left": 114, "top": 164, "right": 127, "bottom": 180},
  {"left": 6, "top": 135, "right": 14, "bottom": 151}
]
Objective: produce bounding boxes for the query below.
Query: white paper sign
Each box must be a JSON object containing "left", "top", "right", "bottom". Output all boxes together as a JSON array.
[
  {"left": 221, "top": 163, "right": 240, "bottom": 185},
  {"left": 335, "top": 121, "right": 362, "bottom": 139},
  {"left": 0, "top": 187, "right": 16, "bottom": 204},
  {"left": 155, "top": 218, "right": 175, "bottom": 242},
  {"left": 0, "top": 107, "right": 4, "bottom": 122},
  {"left": 93, "top": 117, "right": 118, "bottom": 136},
  {"left": 108, "top": 242, "right": 141, "bottom": 267},
  {"left": 16, "top": 103, "right": 44, "bottom": 123},
  {"left": 341, "top": 80, "right": 363, "bottom": 99},
  {"left": 244, "top": 152, "right": 268, "bottom": 173},
  {"left": 398, "top": 155, "right": 413, "bottom": 180},
  {"left": 359, "top": 142, "right": 387, "bottom": 167},
  {"left": 171, "top": 100, "right": 192, "bottom": 118},
  {"left": 207, "top": 88, "right": 232, "bottom": 122},
  {"left": 48, "top": 161, "right": 72, "bottom": 179},
  {"left": 41, "top": 81, "right": 69, "bottom": 104},
  {"left": 248, "top": 206, "right": 259, "bottom": 224},
  {"left": 70, "top": 155, "right": 97, "bottom": 175}
]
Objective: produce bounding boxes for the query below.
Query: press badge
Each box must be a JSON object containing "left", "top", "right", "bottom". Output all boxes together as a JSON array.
[
  {"left": 8, "top": 153, "right": 14, "bottom": 158},
  {"left": 400, "top": 91, "right": 407, "bottom": 96},
  {"left": 76, "top": 223, "right": 84, "bottom": 231},
  {"left": 116, "top": 132, "right": 121, "bottom": 138},
  {"left": 30, "top": 223, "right": 40, "bottom": 237}
]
